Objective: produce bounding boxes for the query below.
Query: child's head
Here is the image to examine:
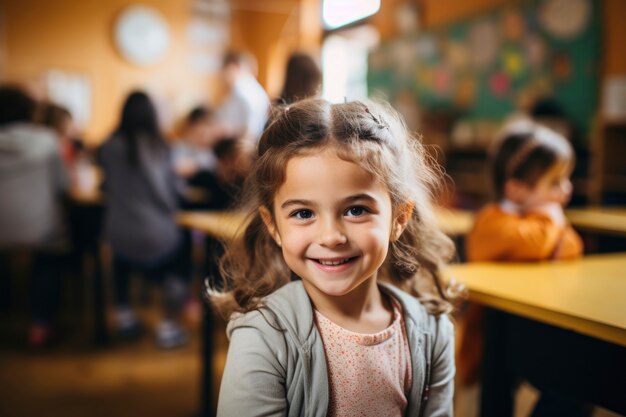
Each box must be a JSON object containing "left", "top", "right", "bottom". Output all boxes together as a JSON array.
[
  {"left": 184, "top": 106, "right": 212, "bottom": 146},
  {"left": 39, "top": 102, "right": 73, "bottom": 139},
  {"left": 216, "top": 98, "right": 457, "bottom": 315},
  {"left": 491, "top": 119, "right": 574, "bottom": 207}
]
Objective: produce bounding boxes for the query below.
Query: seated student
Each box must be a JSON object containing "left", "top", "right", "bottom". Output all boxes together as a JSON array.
[
  {"left": 184, "top": 137, "right": 250, "bottom": 290},
  {"left": 37, "top": 101, "right": 83, "bottom": 169},
  {"left": 459, "top": 119, "right": 587, "bottom": 416},
  {"left": 172, "top": 106, "right": 217, "bottom": 185},
  {"left": 0, "top": 85, "right": 69, "bottom": 347},
  {"left": 99, "top": 90, "right": 189, "bottom": 349}
]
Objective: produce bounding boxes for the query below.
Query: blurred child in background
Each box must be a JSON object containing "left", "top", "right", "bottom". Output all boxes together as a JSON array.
[
  {"left": 172, "top": 105, "right": 217, "bottom": 187},
  {"left": 99, "top": 90, "right": 189, "bottom": 349},
  {"left": 278, "top": 52, "right": 321, "bottom": 105},
  {"left": 459, "top": 119, "right": 586, "bottom": 416},
  {"left": 0, "top": 86, "right": 69, "bottom": 347}
]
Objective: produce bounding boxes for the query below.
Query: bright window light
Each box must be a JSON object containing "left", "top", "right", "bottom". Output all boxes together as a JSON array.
[
  {"left": 322, "top": 0, "right": 380, "bottom": 30},
  {"left": 322, "top": 25, "right": 380, "bottom": 103}
]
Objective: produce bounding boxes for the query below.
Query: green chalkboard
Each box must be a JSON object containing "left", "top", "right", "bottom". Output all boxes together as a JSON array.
[{"left": 367, "top": 0, "right": 601, "bottom": 140}]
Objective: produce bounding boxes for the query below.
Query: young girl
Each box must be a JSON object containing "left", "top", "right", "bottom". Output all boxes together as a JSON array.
[
  {"left": 212, "top": 98, "right": 460, "bottom": 416},
  {"left": 99, "top": 91, "right": 189, "bottom": 349},
  {"left": 459, "top": 119, "right": 584, "bottom": 416}
]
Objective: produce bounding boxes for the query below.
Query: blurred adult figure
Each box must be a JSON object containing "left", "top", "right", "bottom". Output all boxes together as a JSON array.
[
  {"left": 0, "top": 85, "right": 69, "bottom": 347},
  {"left": 213, "top": 50, "right": 270, "bottom": 151},
  {"left": 279, "top": 52, "right": 321, "bottom": 104},
  {"left": 99, "top": 90, "right": 188, "bottom": 349}
]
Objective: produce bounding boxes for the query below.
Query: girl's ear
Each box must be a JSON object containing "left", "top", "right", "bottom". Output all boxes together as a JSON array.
[
  {"left": 391, "top": 201, "right": 414, "bottom": 241},
  {"left": 259, "top": 205, "right": 282, "bottom": 247},
  {"left": 504, "top": 179, "right": 530, "bottom": 204}
]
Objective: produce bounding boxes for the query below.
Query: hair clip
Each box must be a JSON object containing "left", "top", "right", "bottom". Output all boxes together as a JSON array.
[{"left": 364, "top": 105, "right": 389, "bottom": 130}]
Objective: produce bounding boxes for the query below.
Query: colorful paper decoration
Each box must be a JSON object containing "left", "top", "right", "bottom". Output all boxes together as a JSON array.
[
  {"left": 541, "top": 0, "right": 591, "bottom": 39},
  {"left": 524, "top": 33, "right": 547, "bottom": 70},
  {"left": 468, "top": 19, "right": 500, "bottom": 70},
  {"left": 502, "top": 8, "right": 525, "bottom": 41},
  {"left": 489, "top": 72, "right": 510, "bottom": 97}
]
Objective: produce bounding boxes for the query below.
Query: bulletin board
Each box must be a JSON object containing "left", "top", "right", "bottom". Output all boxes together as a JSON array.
[{"left": 367, "top": 0, "right": 601, "bottom": 140}]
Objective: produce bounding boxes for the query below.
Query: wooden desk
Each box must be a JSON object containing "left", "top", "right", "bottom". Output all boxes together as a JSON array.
[
  {"left": 566, "top": 206, "right": 626, "bottom": 236},
  {"left": 70, "top": 187, "right": 103, "bottom": 205},
  {"left": 434, "top": 207, "right": 474, "bottom": 236},
  {"left": 448, "top": 254, "right": 626, "bottom": 347},
  {"left": 449, "top": 254, "right": 626, "bottom": 415},
  {"left": 176, "top": 211, "right": 246, "bottom": 240}
]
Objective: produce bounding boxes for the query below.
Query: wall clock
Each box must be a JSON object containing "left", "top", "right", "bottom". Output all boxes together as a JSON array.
[{"left": 114, "top": 5, "right": 171, "bottom": 65}]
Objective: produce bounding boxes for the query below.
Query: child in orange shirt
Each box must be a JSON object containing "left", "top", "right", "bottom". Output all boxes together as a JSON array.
[{"left": 459, "top": 119, "right": 586, "bottom": 416}]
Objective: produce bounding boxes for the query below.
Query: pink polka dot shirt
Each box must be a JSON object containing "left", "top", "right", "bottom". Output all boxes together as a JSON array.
[{"left": 314, "top": 299, "right": 412, "bottom": 417}]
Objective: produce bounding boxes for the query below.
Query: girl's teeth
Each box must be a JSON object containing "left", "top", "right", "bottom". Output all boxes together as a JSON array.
[{"left": 319, "top": 258, "right": 349, "bottom": 266}]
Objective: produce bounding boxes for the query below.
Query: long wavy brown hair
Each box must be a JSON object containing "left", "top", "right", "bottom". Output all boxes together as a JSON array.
[{"left": 210, "top": 98, "right": 460, "bottom": 317}]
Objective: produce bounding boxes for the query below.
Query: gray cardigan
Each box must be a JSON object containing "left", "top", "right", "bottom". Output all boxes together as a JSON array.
[
  {"left": 99, "top": 134, "right": 180, "bottom": 264},
  {"left": 217, "top": 281, "right": 455, "bottom": 417},
  {"left": 0, "top": 123, "right": 68, "bottom": 247}
]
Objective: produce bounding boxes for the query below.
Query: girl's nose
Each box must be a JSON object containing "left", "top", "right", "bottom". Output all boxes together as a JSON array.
[{"left": 318, "top": 219, "right": 348, "bottom": 247}]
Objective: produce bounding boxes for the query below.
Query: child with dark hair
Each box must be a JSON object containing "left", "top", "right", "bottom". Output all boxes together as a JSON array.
[
  {"left": 172, "top": 105, "right": 217, "bottom": 184},
  {"left": 279, "top": 52, "right": 321, "bottom": 105},
  {"left": 99, "top": 90, "right": 189, "bottom": 349},
  {"left": 460, "top": 119, "right": 586, "bottom": 417}
]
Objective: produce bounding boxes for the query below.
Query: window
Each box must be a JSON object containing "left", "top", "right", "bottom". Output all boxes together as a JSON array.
[
  {"left": 321, "top": 24, "right": 379, "bottom": 103},
  {"left": 322, "top": 0, "right": 380, "bottom": 30}
]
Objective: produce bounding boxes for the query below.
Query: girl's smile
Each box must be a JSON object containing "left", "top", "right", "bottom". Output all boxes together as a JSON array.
[
  {"left": 260, "top": 147, "right": 406, "bottom": 306},
  {"left": 310, "top": 255, "right": 360, "bottom": 272}
]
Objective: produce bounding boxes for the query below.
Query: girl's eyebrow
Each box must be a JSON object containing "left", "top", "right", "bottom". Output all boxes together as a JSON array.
[
  {"left": 280, "top": 199, "right": 314, "bottom": 209},
  {"left": 344, "top": 194, "right": 378, "bottom": 204},
  {"left": 280, "top": 194, "right": 377, "bottom": 210}
]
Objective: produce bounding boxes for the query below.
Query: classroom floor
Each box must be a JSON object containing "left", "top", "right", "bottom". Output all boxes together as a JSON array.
[
  {"left": 0, "top": 290, "right": 621, "bottom": 417},
  {"left": 0, "top": 302, "right": 229, "bottom": 417}
]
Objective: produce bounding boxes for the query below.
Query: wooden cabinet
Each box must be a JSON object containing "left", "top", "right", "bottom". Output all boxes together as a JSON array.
[{"left": 589, "top": 119, "right": 626, "bottom": 204}]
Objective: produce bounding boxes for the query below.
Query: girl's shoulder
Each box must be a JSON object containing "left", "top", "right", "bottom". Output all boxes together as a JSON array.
[
  {"left": 226, "top": 281, "right": 315, "bottom": 343},
  {"left": 380, "top": 283, "right": 454, "bottom": 338}
]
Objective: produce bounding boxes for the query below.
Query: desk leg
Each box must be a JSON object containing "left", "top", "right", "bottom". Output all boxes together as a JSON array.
[
  {"left": 201, "top": 300, "right": 215, "bottom": 417},
  {"left": 480, "top": 308, "right": 515, "bottom": 417},
  {"left": 91, "top": 247, "right": 109, "bottom": 347}
]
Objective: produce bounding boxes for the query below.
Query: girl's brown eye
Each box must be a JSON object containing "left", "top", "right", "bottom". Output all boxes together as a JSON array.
[
  {"left": 292, "top": 209, "right": 314, "bottom": 219},
  {"left": 346, "top": 206, "right": 367, "bottom": 217}
]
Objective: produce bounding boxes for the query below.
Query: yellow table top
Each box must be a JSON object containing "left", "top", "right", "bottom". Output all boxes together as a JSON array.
[
  {"left": 447, "top": 253, "right": 626, "bottom": 347},
  {"left": 566, "top": 206, "right": 626, "bottom": 236},
  {"left": 69, "top": 187, "right": 103, "bottom": 205},
  {"left": 176, "top": 211, "right": 248, "bottom": 240},
  {"left": 434, "top": 207, "right": 474, "bottom": 236}
]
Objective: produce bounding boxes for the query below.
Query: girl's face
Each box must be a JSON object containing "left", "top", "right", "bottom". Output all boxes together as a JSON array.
[
  {"left": 521, "top": 161, "right": 573, "bottom": 208},
  {"left": 261, "top": 148, "right": 408, "bottom": 304}
]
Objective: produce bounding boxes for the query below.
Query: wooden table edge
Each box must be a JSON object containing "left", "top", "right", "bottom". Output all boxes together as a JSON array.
[{"left": 468, "top": 289, "right": 626, "bottom": 348}]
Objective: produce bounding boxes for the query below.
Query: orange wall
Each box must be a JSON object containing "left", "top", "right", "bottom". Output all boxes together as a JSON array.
[
  {"left": 229, "top": 0, "right": 321, "bottom": 98},
  {"left": 1, "top": 0, "right": 320, "bottom": 143},
  {"left": 1, "top": 0, "right": 216, "bottom": 143}
]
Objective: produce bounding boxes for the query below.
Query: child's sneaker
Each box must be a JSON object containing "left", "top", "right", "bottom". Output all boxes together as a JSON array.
[
  {"left": 184, "top": 297, "right": 203, "bottom": 326},
  {"left": 115, "top": 307, "right": 144, "bottom": 341},
  {"left": 155, "top": 320, "right": 189, "bottom": 349},
  {"left": 28, "top": 323, "right": 52, "bottom": 349}
]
